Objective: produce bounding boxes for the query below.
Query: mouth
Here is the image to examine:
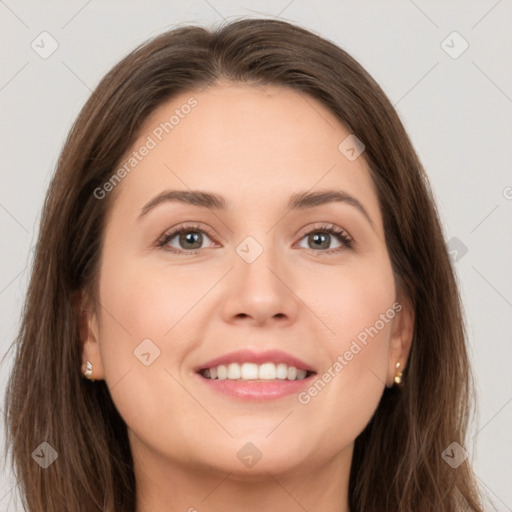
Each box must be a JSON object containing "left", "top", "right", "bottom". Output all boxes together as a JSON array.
[
  {"left": 197, "top": 362, "right": 316, "bottom": 381},
  {"left": 194, "top": 348, "right": 317, "bottom": 381},
  {"left": 194, "top": 349, "right": 317, "bottom": 400}
]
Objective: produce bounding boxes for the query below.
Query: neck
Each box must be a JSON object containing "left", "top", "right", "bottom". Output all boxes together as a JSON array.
[{"left": 133, "top": 441, "right": 353, "bottom": 512}]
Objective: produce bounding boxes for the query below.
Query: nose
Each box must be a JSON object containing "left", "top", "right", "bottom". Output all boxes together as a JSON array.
[{"left": 220, "top": 243, "right": 300, "bottom": 327}]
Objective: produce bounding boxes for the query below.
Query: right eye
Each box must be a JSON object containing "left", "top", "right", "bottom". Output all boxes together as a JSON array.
[{"left": 156, "top": 223, "right": 218, "bottom": 255}]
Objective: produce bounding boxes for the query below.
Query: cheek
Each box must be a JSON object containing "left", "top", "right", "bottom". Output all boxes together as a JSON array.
[
  {"left": 94, "top": 257, "right": 204, "bottom": 447},
  {"left": 98, "top": 256, "right": 201, "bottom": 349},
  {"left": 92, "top": 257, "right": 173, "bottom": 401},
  {"left": 296, "top": 257, "right": 396, "bottom": 444},
  {"left": 307, "top": 252, "right": 396, "bottom": 353}
]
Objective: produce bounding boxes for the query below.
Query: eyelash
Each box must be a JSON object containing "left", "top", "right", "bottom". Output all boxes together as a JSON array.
[{"left": 155, "top": 222, "right": 354, "bottom": 256}]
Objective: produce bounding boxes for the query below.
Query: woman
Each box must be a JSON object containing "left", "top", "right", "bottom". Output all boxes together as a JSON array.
[{"left": 2, "top": 17, "right": 485, "bottom": 511}]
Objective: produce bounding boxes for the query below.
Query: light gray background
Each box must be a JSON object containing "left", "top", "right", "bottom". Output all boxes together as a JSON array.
[{"left": 1, "top": 1, "right": 511, "bottom": 510}]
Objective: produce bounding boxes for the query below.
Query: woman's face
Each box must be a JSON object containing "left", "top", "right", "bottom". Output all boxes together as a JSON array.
[{"left": 82, "top": 81, "right": 413, "bottom": 478}]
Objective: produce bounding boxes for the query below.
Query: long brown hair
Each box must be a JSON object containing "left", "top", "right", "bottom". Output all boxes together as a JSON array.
[{"left": 2, "top": 17, "right": 485, "bottom": 511}]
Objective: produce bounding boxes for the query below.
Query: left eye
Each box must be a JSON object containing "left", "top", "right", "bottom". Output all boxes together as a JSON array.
[
  {"left": 301, "top": 224, "right": 353, "bottom": 254},
  {"left": 296, "top": 225, "right": 353, "bottom": 252}
]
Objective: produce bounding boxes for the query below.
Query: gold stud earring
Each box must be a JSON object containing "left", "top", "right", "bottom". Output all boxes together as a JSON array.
[
  {"left": 394, "top": 361, "right": 403, "bottom": 386},
  {"left": 83, "top": 360, "right": 95, "bottom": 381}
]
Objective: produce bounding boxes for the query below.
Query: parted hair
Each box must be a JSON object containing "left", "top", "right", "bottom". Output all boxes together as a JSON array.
[{"left": 3, "top": 17, "right": 485, "bottom": 511}]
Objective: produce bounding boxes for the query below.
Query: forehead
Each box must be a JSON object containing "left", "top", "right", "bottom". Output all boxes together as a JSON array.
[
  {"left": 139, "top": 81, "right": 355, "bottom": 168},
  {"left": 108, "top": 82, "right": 382, "bottom": 233}
]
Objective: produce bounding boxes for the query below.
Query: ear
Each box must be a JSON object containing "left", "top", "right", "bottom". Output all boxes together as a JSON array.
[
  {"left": 73, "top": 289, "right": 105, "bottom": 381},
  {"left": 386, "top": 292, "right": 415, "bottom": 388}
]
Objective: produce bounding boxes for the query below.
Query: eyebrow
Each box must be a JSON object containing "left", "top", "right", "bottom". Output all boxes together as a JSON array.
[{"left": 138, "top": 188, "right": 375, "bottom": 229}]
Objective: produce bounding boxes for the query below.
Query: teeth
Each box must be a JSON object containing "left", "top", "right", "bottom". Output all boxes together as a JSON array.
[
  {"left": 201, "top": 362, "right": 311, "bottom": 381},
  {"left": 217, "top": 365, "right": 228, "bottom": 380},
  {"left": 259, "top": 362, "right": 275, "bottom": 379},
  {"left": 276, "top": 363, "right": 288, "bottom": 379},
  {"left": 287, "top": 366, "right": 297, "bottom": 380},
  {"left": 227, "top": 363, "right": 241, "bottom": 379},
  {"left": 241, "top": 362, "right": 258, "bottom": 380}
]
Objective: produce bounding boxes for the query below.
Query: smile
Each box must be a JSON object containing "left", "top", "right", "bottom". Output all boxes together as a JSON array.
[{"left": 199, "top": 362, "right": 314, "bottom": 381}]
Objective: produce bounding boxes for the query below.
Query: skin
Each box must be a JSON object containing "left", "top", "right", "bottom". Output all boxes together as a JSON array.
[{"left": 79, "top": 81, "right": 414, "bottom": 512}]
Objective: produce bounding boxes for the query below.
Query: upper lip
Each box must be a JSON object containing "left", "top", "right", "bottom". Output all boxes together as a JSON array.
[{"left": 195, "top": 349, "right": 316, "bottom": 373}]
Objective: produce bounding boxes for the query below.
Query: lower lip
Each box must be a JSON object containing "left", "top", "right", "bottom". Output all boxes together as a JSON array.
[{"left": 195, "top": 373, "right": 315, "bottom": 401}]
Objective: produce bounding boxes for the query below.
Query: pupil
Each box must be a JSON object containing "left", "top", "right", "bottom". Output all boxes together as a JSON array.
[
  {"left": 181, "top": 232, "right": 202, "bottom": 249},
  {"left": 311, "top": 233, "right": 329, "bottom": 249}
]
